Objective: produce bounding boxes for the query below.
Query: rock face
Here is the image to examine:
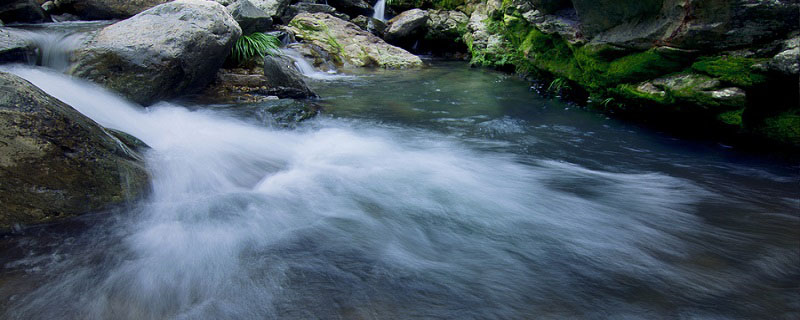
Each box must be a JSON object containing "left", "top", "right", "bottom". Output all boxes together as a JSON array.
[
  {"left": 0, "top": 0, "right": 46, "bottom": 23},
  {"left": 282, "top": 3, "right": 347, "bottom": 24},
  {"left": 326, "top": 0, "right": 372, "bottom": 18},
  {"left": 351, "top": 15, "right": 386, "bottom": 37},
  {"left": 766, "top": 36, "right": 799, "bottom": 77},
  {"left": 228, "top": 0, "right": 273, "bottom": 34},
  {"left": 69, "top": 0, "right": 241, "bottom": 106},
  {"left": 53, "top": 0, "right": 172, "bottom": 20},
  {"left": 248, "top": 0, "right": 291, "bottom": 18},
  {"left": 0, "top": 71, "right": 149, "bottom": 230},
  {"left": 385, "top": 9, "right": 428, "bottom": 44},
  {"left": 0, "top": 29, "right": 36, "bottom": 64},
  {"left": 262, "top": 54, "right": 317, "bottom": 98},
  {"left": 423, "top": 9, "right": 468, "bottom": 52},
  {"left": 288, "top": 13, "right": 422, "bottom": 68}
]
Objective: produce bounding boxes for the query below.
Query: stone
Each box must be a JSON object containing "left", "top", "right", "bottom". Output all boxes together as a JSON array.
[
  {"left": 385, "top": 8, "right": 428, "bottom": 45},
  {"left": 41, "top": 1, "right": 56, "bottom": 12},
  {"left": 69, "top": 0, "right": 241, "bottom": 106},
  {"left": 287, "top": 42, "right": 338, "bottom": 71},
  {"left": 766, "top": 36, "right": 799, "bottom": 76},
  {"left": 249, "top": 0, "right": 291, "bottom": 18},
  {"left": 262, "top": 54, "right": 317, "bottom": 98},
  {"left": 288, "top": 13, "right": 422, "bottom": 69},
  {"left": 0, "top": 71, "right": 149, "bottom": 230},
  {"left": 282, "top": 3, "right": 337, "bottom": 24},
  {"left": 0, "top": 0, "right": 46, "bottom": 23},
  {"left": 521, "top": 8, "right": 582, "bottom": 44},
  {"left": 54, "top": 0, "right": 171, "bottom": 20},
  {"left": 351, "top": 15, "right": 386, "bottom": 37},
  {"left": 228, "top": 0, "right": 273, "bottom": 34},
  {"left": 326, "top": 0, "right": 372, "bottom": 18},
  {"left": 651, "top": 73, "right": 747, "bottom": 109},
  {"left": 425, "top": 10, "right": 468, "bottom": 41},
  {"left": 0, "top": 29, "right": 36, "bottom": 64}
]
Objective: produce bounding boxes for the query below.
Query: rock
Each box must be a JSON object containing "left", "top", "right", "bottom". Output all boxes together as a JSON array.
[
  {"left": 228, "top": 0, "right": 273, "bottom": 34},
  {"left": 0, "top": 71, "right": 149, "bottom": 230},
  {"left": 54, "top": 0, "right": 171, "bottom": 20},
  {"left": 0, "top": 29, "right": 36, "bottom": 64},
  {"left": 572, "top": 0, "right": 800, "bottom": 51},
  {"left": 423, "top": 9, "right": 468, "bottom": 52},
  {"left": 262, "top": 54, "right": 317, "bottom": 98},
  {"left": 463, "top": 2, "right": 512, "bottom": 65},
  {"left": 0, "top": 0, "right": 46, "bottom": 23},
  {"left": 249, "top": 0, "right": 291, "bottom": 18},
  {"left": 351, "top": 15, "right": 386, "bottom": 37},
  {"left": 287, "top": 42, "right": 338, "bottom": 71},
  {"left": 41, "top": 1, "right": 56, "bottom": 12},
  {"left": 642, "top": 73, "right": 747, "bottom": 109},
  {"left": 530, "top": 0, "right": 572, "bottom": 15},
  {"left": 288, "top": 13, "right": 422, "bottom": 68},
  {"left": 282, "top": 3, "right": 339, "bottom": 24},
  {"left": 69, "top": 0, "right": 241, "bottom": 106},
  {"left": 326, "top": 0, "right": 372, "bottom": 18},
  {"left": 521, "top": 8, "right": 582, "bottom": 44},
  {"left": 385, "top": 9, "right": 428, "bottom": 45},
  {"left": 766, "top": 36, "right": 799, "bottom": 76}
]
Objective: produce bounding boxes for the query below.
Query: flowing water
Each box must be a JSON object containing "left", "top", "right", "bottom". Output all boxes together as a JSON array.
[
  {"left": 0, "top": 57, "right": 798, "bottom": 319},
  {"left": 373, "top": 0, "right": 386, "bottom": 22}
]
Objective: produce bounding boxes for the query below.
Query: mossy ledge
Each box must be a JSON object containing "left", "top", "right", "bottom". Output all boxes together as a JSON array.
[{"left": 452, "top": 0, "right": 799, "bottom": 148}]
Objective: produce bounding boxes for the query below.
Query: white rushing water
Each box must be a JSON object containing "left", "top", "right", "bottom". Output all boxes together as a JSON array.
[
  {"left": 280, "top": 48, "right": 351, "bottom": 81},
  {"left": 3, "top": 65, "right": 773, "bottom": 319},
  {"left": 373, "top": 0, "right": 386, "bottom": 21}
]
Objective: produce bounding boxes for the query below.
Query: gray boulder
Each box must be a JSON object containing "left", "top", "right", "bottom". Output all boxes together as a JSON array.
[
  {"left": 385, "top": 9, "right": 428, "bottom": 45},
  {"left": 53, "top": 0, "right": 171, "bottom": 20},
  {"left": 765, "top": 36, "right": 799, "bottom": 77},
  {"left": 327, "top": 0, "right": 372, "bottom": 18},
  {"left": 351, "top": 15, "right": 386, "bottom": 37},
  {"left": 69, "top": 0, "right": 241, "bottom": 105},
  {"left": 282, "top": 3, "right": 341, "bottom": 24},
  {"left": 262, "top": 54, "right": 317, "bottom": 98},
  {"left": 228, "top": 0, "right": 273, "bottom": 34},
  {"left": 0, "top": 0, "right": 46, "bottom": 23},
  {"left": 0, "top": 71, "right": 149, "bottom": 230},
  {"left": 0, "top": 29, "right": 36, "bottom": 64},
  {"left": 425, "top": 10, "right": 468, "bottom": 41},
  {"left": 249, "top": 0, "right": 291, "bottom": 18}
]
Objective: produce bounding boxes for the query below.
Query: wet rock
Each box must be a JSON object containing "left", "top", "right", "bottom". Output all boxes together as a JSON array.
[
  {"left": 53, "top": 0, "right": 171, "bottom": 20},
  {"left": 282, "top": 3, "right": 346, "bottom": 24},
  {"left": 0, "top": 29, "right": 36, "bottom": 64},
  {"left": 262, "top": 54, "right": 317, "bottom": 98},
  {"left": 69, "top": 0, "right": 241, "bottom": 105},
  {"left": 0, "top": 0, "right": 46, "bottom": 23},
  {"left": 288, "top": 13, "right": 422, "bottom": 68},
  {"left": 422, "top": 9, "right": 468, "bottom": 52},
  {"left": 326, "top": 0, "right": 372, "bottom": 18},
  {"left": 766, "top": 36, "right": 799, "bottom": 77},
  {"left": 385, "top": 9, "right": 428, "bottom": 45},
  {"left": 248, "top": 0, "right": 292, "bottom": 18},
  {"left": 521, "top": 8, "right": 582, "bottom": 44},
  {"left": 287, "top": 42, "right": 338, "bottom": 71},
  {"left": 228, "top": 0, "right": 273, "bottom": 34},
  {"left": 351, "top": 15, "right": 386, "bottom": 37},
  {"left": 0, "top": 71, "right": 149, "bottom": 230},
  {"left": 645, "top": 73, "right": 747, "bottom": 109}
]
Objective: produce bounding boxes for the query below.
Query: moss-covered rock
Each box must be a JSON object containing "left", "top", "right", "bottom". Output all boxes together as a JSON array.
[
  {"left": 288, "top": 12, "right": 422, "bottom": 68},
  {"left": 0, "top": 71, "right": 149, "bottom": 231}
]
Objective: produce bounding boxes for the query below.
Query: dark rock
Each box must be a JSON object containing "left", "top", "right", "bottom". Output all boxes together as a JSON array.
[
  {"left": 0, "top": 0, "right": 46, "bottom": 23},
  {"left": 262, "top": 54, "right": 317, "bottom": 98},
  {"left": 248, "top": 0, "right": 292, "bottom": 18},
  {"left": 287, "top": 42, "right": 338, "bottom": 71},
  {"left": 530, "top": 0, "right": 572, "bottom": 15},
  {"left": 0, "top": 71, "right": 149, "bottom": 230},
  {"left": 229, "top": 0, "right": 273, "bottom": 34},
  {"left": 69, "top": 0, "right": 241, "bottom": 106},
  {"left": 0, "top": 29, "right": 36, "bottom": 64},
  {"left": 53, "top": 0, "right": 171, "bottom": 20},
  {"left": 385, "top": 8, "right": 428, "bottom": 46},
  {"left": 282, "top": 3, "right": 337, "bottom": 24},
  {"left": 351, "top": 14, "right": 386, "bottom": 37},
  {"left": 327, "top": 0, "right": 372, "bottom": 18}
]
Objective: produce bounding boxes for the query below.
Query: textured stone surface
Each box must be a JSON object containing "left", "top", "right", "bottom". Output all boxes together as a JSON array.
[
  {"left": 0, "top": 29, "right": 36, "bottom": 64},
  {"left": 54, "top": 0, "right": 171, "bottom": 20},
  {"left": 385, "top": 9, "right": 428, "bottom": 43},
  {"left": 262, "top": 54, "right": 317, "bottom": 98},
  {"left": 69, "top": 0, "right": 241, "bottom": 105},
  {"left": 228, "top": 0, "right": 273, "bottom": 34},
  {"left": 0, "top": 71, "right": 149, "bottom": 230},
  {"left": 0, "top": 0, "right": 46, "bottom": 23},
  {"left": 288, "top": 13, "right": 422, "bottom": 68}
]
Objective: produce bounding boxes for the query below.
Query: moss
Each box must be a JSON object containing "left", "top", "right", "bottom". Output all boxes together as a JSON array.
[
  {"left": 717, "top": 109, "right": 744, "bottom": 127},
  {"left": 757, "top": 111, "right": 800, "bottom": 145},
  {"left": 611, "top": 83, "right": 674, "bottom": 105},
  {"left": 603, "top": 50, "right": 684, "bottom": 85},
  {"left": 691, "top": 56, "right": 768, "bottom": 87}
]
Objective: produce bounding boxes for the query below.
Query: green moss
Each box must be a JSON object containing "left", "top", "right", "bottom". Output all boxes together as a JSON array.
[
  {"left": 604, "top": 50, "right": 684, "bottom": 85},
  {"left": 610, "top": 83, "right": 674, "bottom": 105},
  {"left": 717, "top": 109, "right": 744, "bottom": 127},
  {"left": 758, "top": 111, "right": 800, "bottom": 145},
  {"left": 691, "top": 56, "right": 767, "bottom": 87}
]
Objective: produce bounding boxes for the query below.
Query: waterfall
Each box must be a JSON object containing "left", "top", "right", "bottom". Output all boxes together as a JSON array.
[
  {"left": 372, "top": 0, "right": 386, "bottom": 21},
  {"left": 6, "top": 28, "right": 86, "bottom": 72},
  {"left": 280, "top": 48, "right": 351, "bottom": 80}
]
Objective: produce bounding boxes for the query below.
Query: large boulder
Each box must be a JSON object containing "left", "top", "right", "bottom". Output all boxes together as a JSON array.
[
  {"left": 0, "top": 71, "right": 149, "bottom": 230},
  {"left": 288, "top": 13, "right": 422, "bottom": 68},
  {"left": 326, "top": 0, "right": 372, "bottom": 18},
  {"left": 228, "top": 0, "right": 273, "bottom": 34},
  {"left": 249, "top": 0, "right": 291, "bottom": 18},
  {"left": 765, "top": 36, "right": 799, "bottom": 77},
  {"left": 351, "top": 15, "right": 386, "bottom": 37},
  {"left": 422, "top": 9, "right": 468, "bottom": 52},
  {"left": 385, "top": 8, "right": 428, "bottom": 45},
  {"left": 69, "top": 0, "right": 241, "bottom": 105},
  {"left": 0, "top": 0, "right": 46, "bottom": 23},
  {"left": 281, "top": 3, "right": 348, "bottom": 24},
  {"left": 53, "top": 0, "right": 171, "bottom": 20},
  {"left": 0, "top": 29, "right": 36, "bottom": 64},
  {"left": 572, "top": 0, "right": 800, "bottom": 51}
]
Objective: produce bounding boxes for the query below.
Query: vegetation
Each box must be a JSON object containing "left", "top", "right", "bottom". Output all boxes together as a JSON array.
[
  {"left": 691, "top": 56, "right": 768, "bottom": 87},
  {"left": 230, "top": 33, "right": 281, "bottom": 66}
]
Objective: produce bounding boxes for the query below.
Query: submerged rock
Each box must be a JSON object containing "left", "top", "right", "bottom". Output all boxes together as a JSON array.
[
  {"left": 53, "top": 0, "right": 171, "bottom": 20},
  {"left": 288, "top": 13, "right": 422, "bottom": 69},
  {"left": 0, "top": 71, "right": 149, "bottom": 230},
  {"left": 0, "top": 0, "right": 46, "bottom": 23},
  {"left": 69, "top": 0, "right": 241, "bottom": 106},
  {"left": 0, "top": 29, "right": 36, "bottom": 64}
]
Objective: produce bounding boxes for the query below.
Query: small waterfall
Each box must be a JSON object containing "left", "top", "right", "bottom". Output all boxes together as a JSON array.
[
  {"left": 280, "top": 48, "right": 351, "bottom": 80},
  {"left": 6, "top": 25, "right": 94, "bottom": 72},
  {"left": 372, "top": 0, "right": 386, "bottom": 21}
]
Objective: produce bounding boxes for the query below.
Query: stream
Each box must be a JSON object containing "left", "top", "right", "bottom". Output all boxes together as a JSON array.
[{"left": 0, "top": 40, "right": 798, "bottom": 318}]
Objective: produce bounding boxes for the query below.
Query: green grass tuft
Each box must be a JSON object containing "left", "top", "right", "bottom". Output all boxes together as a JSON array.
[{"left": 231, "top": 32, "right": 281, "bottom": 66}]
